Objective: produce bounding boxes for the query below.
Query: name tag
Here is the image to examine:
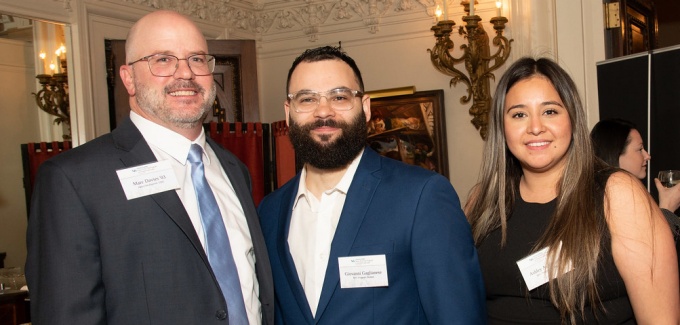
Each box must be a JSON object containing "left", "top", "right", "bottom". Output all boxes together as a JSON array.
[
  {"left": 116, "top": 161, "right": 180, "bottom": 200},
  {"left": 338, "top": 254, "right": 389, "bottom": 289},
  {"left": 516, "top": 243, "right": 573, "bottom": 291}
]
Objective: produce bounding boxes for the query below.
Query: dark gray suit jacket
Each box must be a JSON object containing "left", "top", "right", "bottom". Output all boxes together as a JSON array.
[{"left": 26, "top": 118, "right": 274, "bottom": 324}]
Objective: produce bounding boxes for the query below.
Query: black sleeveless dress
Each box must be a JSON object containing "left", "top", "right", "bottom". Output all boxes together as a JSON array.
[{"left": 477, "top": 192, "right": 635, "bottom": 324}]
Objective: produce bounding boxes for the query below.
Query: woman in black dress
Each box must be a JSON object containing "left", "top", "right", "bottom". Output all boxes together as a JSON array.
[{"left": 465, "top": 57, "right": 679, "bottom": 324}]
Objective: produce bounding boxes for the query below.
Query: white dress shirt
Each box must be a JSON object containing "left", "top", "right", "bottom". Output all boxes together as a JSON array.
[
  {"left": 130, "top": 112, "right": 261, "bottom": 324},
  {"left": 287, "top": 150, "right": 363, "bottom": 316}
]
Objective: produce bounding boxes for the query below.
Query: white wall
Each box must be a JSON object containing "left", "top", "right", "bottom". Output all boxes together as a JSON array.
[
  {"left": 0, "top": 38, "right": 40, "bottom": 268},
  {"left": 554, "top": 0, "right": 605, "bottom": 130}
]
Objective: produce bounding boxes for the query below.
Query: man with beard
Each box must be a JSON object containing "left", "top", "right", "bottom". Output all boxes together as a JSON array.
[
  {"left": 257, "top": 46, "right": 485, "bottom": 324},
  {"left": 26, "top": 10, "right": 274, "bottom": 325}
]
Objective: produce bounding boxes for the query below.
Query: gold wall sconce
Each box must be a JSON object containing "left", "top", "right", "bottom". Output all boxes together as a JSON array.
[
  {"left": 33, "top": 45, "right": 71, "bottom": 140},
  {"left": 428, "top": 0, "right": 512, "bottom": 139}
]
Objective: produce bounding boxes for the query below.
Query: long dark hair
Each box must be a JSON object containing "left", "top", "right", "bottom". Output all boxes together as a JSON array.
[
  {"left": 467, "top": 57, "right": 607, "bottom": 323},
  {"left": 590, "top": 118, "right": 637, "bottom": 167}
]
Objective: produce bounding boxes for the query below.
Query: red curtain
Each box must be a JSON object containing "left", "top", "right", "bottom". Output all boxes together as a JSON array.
[
  {"left": 271, "top": 120, "right": 297, "bottom": 187},
  {"left": 22, "top": 141, "right": 72, "bottom": 215},
  {"left": 208, "top": 122, "right": 266, "bottom": 205},
  {"left": 25, "top": 141, "right": 72, "bottom": 190}
]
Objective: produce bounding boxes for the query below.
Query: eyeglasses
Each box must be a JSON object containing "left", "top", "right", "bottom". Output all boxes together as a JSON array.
[
  {"left": 127, "top": 53, "right": 216, "bottom": 77},
  {"left": 287, "top": 88, "right": 364, "bottom": 113}
]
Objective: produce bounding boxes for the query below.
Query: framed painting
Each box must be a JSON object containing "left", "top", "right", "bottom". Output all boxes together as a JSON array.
[{"left": 367, "top": 89, "right": 449, "bottom": 178}]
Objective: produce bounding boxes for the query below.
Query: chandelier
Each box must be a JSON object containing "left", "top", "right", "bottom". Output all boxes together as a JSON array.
[{"left": 428, "top": 0, "right": 512, "bottom": 140}]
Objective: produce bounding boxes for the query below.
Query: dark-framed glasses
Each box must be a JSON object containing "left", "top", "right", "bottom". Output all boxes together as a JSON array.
[
  {"left": 287, "top": 88, "right": 363, "bottom": 113},
  {"left": 127, "top": 53, "right": 216, "bottom": 77}
]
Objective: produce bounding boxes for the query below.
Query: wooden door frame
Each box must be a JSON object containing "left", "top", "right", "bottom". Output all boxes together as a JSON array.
[{"left": 604, "top": 0, "right": 659, "bottom": 59}]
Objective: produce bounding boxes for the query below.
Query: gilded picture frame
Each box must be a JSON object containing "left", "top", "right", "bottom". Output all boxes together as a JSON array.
[{"left": 367, "top": 89, "right": 449, "bottom": 178}]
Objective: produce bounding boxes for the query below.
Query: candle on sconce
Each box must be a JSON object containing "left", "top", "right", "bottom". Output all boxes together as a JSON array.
[
  {"left": 55, "top": 49, "right": 62, "bottom": 73},
  {"left": 469, "top": 0, "right": 474, "bottom": 16},
  {"left": 435, "top": 5, "right": 443, "bottom": 21},
  {"left": 496, "top": 1, "right": 502, "bottom": 17},
  {"left": 58, "top": 44, "right": 66, "bottom": 62},
  {"left": 443, "top": 0, "right": 449, "bottom": 20},
  {"left": 39, "top": 51, "right": 46, "bottom": 75}
]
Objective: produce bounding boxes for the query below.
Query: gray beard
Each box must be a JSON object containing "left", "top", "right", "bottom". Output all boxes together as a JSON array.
[{"left": 134, "top": 80, "right": 216, "bottom": 129}]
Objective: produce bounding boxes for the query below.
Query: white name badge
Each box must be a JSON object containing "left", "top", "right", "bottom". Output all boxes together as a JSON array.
[
  {"left": 516, "top": 243, "right": 573, "bottom": 291},
  {"left": 116, "top": 160, "right": 180, "bottom": 200},
  {"left": 338, "top": 254, "right": 389, "bottom": 289}
]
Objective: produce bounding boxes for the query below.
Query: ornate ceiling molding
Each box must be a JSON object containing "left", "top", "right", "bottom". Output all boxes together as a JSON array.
[{"left": 109, "top": 0, "right": 435, "bottom": 41}]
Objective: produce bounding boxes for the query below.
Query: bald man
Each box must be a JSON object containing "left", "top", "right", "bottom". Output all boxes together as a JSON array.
[{"left": 26, "top": 10, "right": 274, "bottom": 324}]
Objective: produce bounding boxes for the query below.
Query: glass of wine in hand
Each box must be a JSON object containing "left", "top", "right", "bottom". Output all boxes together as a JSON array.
[{"left": 658, "top": 170, "right": 680, "bottom": 188}]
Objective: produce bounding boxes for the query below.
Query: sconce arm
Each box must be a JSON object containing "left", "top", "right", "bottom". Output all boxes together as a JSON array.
[
  {"left": 428, "top": 21, "right": 473, "bottom": 103},
  {"left": 485, "top": 35, "right": 513, "bottom": 73},
  {"left": 33, "top": 74, "right": 71, "bottom": 127}
]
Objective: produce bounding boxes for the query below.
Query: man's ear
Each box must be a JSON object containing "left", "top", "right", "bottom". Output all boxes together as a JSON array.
[
  {"left": 362, "top": 95, "right": 371, "bottom": 122},
  {"left": 119, "top": 65, "right": 136, "bottom": 96},
  {"left": 284, "top": 101, "right": 291, "bottom": 126}
]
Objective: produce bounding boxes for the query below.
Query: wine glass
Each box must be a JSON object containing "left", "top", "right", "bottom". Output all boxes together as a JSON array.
[
  {"left": 0, "top": 267, "right": 22, "bottom": 290},
  {"left": 658, "top": 170, "right": 680, "bottom": 188}
]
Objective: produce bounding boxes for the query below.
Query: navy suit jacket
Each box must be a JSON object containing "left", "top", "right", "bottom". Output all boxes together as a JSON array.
[
  {"left": 26, "top": 118, "right": 274, "bottom": 325},
  {"left": 258, "top": 148, "right": 485, "bottom": 324}
]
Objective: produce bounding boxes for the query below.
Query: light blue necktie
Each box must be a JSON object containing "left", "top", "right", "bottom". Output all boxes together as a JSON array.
[{"left": 188, "top": 144, "right": 248, "bottom": 325}]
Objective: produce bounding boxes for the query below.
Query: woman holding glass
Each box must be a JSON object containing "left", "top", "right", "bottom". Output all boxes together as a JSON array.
[
  {"left": 591, "top": 118, "right": 680, "bottom": 277},
  {"left": 465, "top": 57, "right": 679, "bottom": 323},
  {"left": 591, "top": 118, "right": 680, "bottom": 231}
]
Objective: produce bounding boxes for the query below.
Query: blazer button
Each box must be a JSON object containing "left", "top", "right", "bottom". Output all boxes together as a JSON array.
[{"left": 215, "top": 309, "right": 227, "bottom": 320}]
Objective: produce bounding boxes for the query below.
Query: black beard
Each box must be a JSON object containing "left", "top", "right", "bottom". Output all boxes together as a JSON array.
[{"left": 288, "top": 112, "right": 368, "bottom": 170}]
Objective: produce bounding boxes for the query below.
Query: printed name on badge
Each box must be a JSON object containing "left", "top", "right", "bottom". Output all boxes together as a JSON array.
[
  {"left": 516, "top": 242, "right": 573, "bottom": 291},
  {"left": 117, "top": 160, "right": 180, "bottom": 200},
  {"left": 338, "top": 254, "right": 389, "bottom": 289}
]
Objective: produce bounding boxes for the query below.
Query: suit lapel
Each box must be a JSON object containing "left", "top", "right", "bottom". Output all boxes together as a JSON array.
[
  {"left": 314, "top": 149, "right": 382, "bottom": 322},
  {"left": 276, "top": 177, "right": 316, "bottom": 323},
  {"left": 113, "top": 118, "right": 207, "bottom": 266}
]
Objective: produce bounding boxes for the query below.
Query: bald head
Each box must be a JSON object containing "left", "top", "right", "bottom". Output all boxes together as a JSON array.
[
  {"left": 120, "top": 9, "right": 215, "bottom": 140},
  {"left": 125, "top": 10, "right": 208, "bottom": 64}
]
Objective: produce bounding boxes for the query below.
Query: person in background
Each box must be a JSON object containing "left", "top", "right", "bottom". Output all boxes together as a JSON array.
[
  {"left": 26, "top": 10, "right": 273, "bottom": 324},
  {"left": 591, "top": 118, "right": 680, "bottom": 230},
  {"left": 258, "top": 46, "right": 485, "bottom": 324},
  {"left": 465, "top": 57, "right": 679, "bottom": 323}
]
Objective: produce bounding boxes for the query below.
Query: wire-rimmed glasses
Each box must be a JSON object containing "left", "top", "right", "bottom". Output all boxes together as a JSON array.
[
  {"left": 127, "top": 53, "right": 216, "bottom": 77},
  {"left": 287, "top": 88, "right": 364, "bottom": 113}
]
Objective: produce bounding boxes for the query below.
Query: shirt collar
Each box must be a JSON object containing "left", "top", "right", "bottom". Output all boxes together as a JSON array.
[
  {"left": 293, "top": 148, "right": 364, "bottom": 209},
  {"left": 129, "top": 111, "right": 208, "bottom": 165},
  {"left": 334, "top": 149, "right": 363, "bottom": 194}
]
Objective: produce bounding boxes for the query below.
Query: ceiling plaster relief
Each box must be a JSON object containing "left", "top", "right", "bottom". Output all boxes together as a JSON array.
[{"left": 79, "top": 0, "right": 436, "bottom": 42}]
